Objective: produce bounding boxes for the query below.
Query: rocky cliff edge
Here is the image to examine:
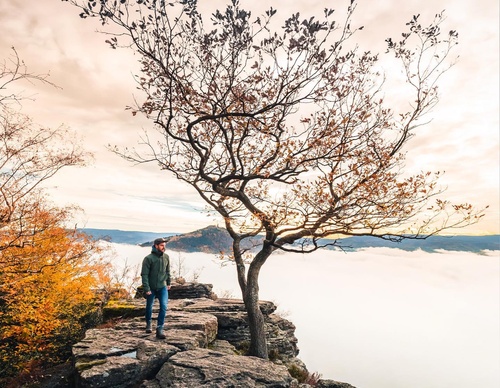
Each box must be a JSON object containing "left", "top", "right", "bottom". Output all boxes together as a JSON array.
[{"left": 72, "top": 282, "right": 356, "bottom": 388}]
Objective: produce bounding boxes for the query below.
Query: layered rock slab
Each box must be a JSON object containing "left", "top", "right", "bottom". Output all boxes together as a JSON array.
[
  {"left": 73, "top": 312, "right": 217, "bottom": 387},
  {"left": 143, "top": 348, "right": 295, "bottom": 388}
]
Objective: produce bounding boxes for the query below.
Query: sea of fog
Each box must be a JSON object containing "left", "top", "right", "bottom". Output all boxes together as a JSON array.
[{"left": 108, "top": 243, "right": 500, "bottom": 388}]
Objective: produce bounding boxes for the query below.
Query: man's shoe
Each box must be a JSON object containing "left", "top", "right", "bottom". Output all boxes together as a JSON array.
[
  {"left": 156, "top": 326, "right": 166, "bottom": 340},
  {"left": 145, "top": 321, "right": 152, "bottom": 334}
]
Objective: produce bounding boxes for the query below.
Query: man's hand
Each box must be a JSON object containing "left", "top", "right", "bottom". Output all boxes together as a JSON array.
[{"left": 167, "top": 286, "right": 171, "bottom": 290}]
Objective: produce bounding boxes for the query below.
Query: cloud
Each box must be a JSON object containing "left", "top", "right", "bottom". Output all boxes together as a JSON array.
[{"left": 0, "top": 0, "right": 498, "bottom": 234}]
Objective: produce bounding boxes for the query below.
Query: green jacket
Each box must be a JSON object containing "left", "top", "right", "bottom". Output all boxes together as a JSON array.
[{"left": 141, "top": 248, "right": 171, "bottom": 292}]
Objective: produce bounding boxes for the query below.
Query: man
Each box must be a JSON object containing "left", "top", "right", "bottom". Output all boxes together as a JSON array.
[{"left": 141, "top": 237, "right": 171, "bottom": 339}]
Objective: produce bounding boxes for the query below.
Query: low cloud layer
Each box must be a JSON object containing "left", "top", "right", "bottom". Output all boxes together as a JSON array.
[{"left": 114, "top": 244, "right": 499, "bottom": 388}]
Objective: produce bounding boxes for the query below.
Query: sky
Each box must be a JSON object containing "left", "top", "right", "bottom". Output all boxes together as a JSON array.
[{"left": 0, "top": 0, "right": 498, "bottom": 234}]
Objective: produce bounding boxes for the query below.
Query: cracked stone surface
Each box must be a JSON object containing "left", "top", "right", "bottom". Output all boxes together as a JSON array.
[
  {"left": 151, "top": 348, "right": 295, "bottom": 388},
  {"left": 72, "top": 283, "right": 355, "bottom": 388}
]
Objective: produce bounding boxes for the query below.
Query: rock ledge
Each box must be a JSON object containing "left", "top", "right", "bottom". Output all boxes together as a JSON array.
[{"left": 72, "top": 283, "right": 356, "bottom": 388}]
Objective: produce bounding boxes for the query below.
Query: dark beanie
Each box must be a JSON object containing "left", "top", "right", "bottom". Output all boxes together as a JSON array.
[{"left": 154, "top": 237, "right": 167, "bottom": 245}]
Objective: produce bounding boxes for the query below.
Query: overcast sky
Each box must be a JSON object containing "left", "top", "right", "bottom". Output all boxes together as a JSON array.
[{"left": 0, "top": 0, "right": 498, "bottom": 234}]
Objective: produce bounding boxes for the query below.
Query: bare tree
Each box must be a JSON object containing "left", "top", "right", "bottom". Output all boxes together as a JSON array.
[
  {"left": 64, "top": 0, "right": 484, "bottom": 358},
  {"left": 0, "top": 47, "right": 90, "bottom": 259},
  {"left": 0, "top": 47, "right": 58, "bottom": 109}
]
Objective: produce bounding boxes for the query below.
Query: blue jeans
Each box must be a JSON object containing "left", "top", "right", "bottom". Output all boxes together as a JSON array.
[{"left": 145, "top": 286, "right": 168, "bottom": 328}]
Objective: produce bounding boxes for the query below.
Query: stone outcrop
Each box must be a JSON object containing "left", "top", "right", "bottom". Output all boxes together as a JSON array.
[
  {"left": 72, "top": 282, "right": 355, "bottom": 388},
  {"left": 144, "top": 348, "right": 295, "bottom": 388},
  {"left": 135, "top": 282, "right": 216, "bottom": 300}
]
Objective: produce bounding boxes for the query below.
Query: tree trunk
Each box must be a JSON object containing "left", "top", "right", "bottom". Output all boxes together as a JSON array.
[
  {"left": 242, "top": 249, "right": 270, "bottom": 359},
  {"left": 243, "top": 280, "right": 268, "bottom": 359}
]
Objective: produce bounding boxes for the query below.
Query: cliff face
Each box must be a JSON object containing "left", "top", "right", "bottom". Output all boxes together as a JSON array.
[{"left": 71, "top": 283, "right": 356, "bottom": 388}]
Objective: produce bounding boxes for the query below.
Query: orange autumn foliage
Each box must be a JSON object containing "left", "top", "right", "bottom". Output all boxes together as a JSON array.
[{"left": 0, "top": 205, "right": 110, "bottom": 378}]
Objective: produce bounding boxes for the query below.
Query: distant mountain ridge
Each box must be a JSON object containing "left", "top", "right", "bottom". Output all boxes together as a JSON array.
[
  {"left": 140, "top": 226, "right": 263, "bottom": 254},
  {"left": 80, "top": 226, "right": 500, "bottom": 254},
  {"left": 322, "top": 234, "right": 500, "bottom": 253},
  {"left": 78, "top": 229, "right": 177, "bottom": 245}
]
